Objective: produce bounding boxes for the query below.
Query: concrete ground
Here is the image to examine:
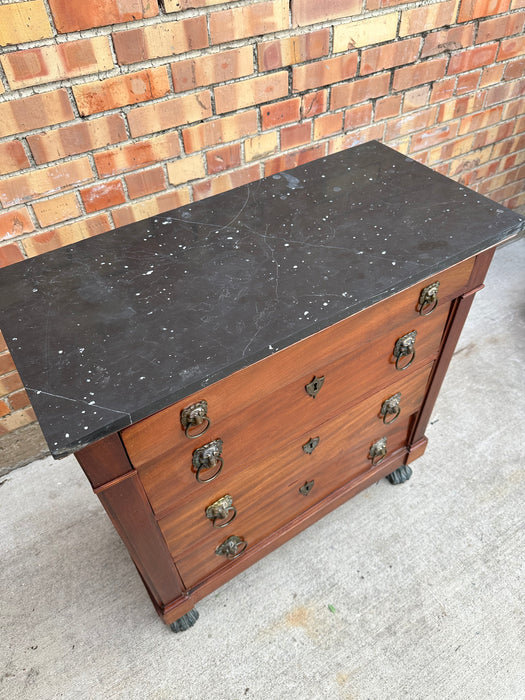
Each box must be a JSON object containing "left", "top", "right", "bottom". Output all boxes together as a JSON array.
[{"left": 1, "top": 236, "right": 524, "bottom": 700}]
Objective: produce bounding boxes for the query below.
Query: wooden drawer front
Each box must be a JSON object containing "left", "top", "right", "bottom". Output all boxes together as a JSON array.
[
  {"left": 133, "top": 301, "right": 448, "bottom": 517},
  {"left": 159, "top": 361, "right": 433, "bottom": 566},
  {"left": 121, "top": 258, "right": 473, "bottom": 469}
]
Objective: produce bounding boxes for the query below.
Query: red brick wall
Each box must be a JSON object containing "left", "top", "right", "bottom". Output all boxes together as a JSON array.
[{"left": 0, "top": 0, "right": 524, "bottom": 446}]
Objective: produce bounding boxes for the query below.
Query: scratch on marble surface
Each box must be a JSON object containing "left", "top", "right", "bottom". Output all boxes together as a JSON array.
[{"left": 26, "top": 387, "right": 132, "bottom": 421}]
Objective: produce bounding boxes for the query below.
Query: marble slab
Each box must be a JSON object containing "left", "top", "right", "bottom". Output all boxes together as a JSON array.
[{"left": 0, "top": 141, "right": 523, "bottom": 456}]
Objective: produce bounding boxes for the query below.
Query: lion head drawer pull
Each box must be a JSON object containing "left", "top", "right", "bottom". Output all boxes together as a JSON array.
[
  {"left": 380, "top": 392, "right": 402, "bottom": 424},
  {"left": 369, "top": 437, "right": 387, "bottom": 467},
  {"left": 192, "top": 438, "right": 224, "bottom": 483},
  {"left": 215, "top": 535, "right": 247, "bottom": 560},
  {"left": 205, "top": 494, "right": 237, "bottom": 528},
  {"left": 418, "top": 281, "right": 440, "bottom": 316},
  {"left": 180, "top": 400, "right": 211, "bottom": 439},
  {"left": 393, "top": 331, "right": 417, "bottom": 370}
]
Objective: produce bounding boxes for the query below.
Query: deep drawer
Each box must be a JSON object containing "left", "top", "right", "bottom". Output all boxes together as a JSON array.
[
  {"left": 159, "top": 361, "right": 433, "bottom": 566},
  {"left": 121, "top": 258, "right": 473, "bottom": 470}
]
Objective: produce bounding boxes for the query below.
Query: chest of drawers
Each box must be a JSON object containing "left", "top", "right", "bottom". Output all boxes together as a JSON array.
[{"left": 1, "top": 141, "right": 522, "bottom": 632}]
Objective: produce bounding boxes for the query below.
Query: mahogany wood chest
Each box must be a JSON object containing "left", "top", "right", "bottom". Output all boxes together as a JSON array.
[{"left": 1, "top": 142, "right": 522, "bottom": 631}]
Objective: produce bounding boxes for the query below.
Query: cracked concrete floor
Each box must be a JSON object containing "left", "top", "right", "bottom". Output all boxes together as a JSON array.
[{"left": 1, "top": 236, "right": 524, "bottom": 700}]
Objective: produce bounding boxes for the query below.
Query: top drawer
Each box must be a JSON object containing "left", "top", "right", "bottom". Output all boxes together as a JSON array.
[{"left": 121, "top": 257, "right": 474, "bottom": 468}]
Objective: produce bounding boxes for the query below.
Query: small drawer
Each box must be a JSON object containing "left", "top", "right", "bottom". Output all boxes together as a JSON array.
[
  {"left": 121, "top": 258, "right": 473, "bottom": 470},
  {"left": 133, "top": 301, "right": 448, "bottom": 517},
  {"left": 159, "top": 361, "right": 433, "bottom": 564}
]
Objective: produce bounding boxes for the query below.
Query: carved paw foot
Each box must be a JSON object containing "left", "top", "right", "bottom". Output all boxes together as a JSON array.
[
  {"left": 386, "top": 464, "right": 412, "bottom": 485},
  {"left": 170, "top": 608, "right": 199, "bottom": 633}
]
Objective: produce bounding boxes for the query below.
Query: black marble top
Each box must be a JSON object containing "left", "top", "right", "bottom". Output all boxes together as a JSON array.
[{"left": 0, "top": 141, "right": 523, "bottom": 457}]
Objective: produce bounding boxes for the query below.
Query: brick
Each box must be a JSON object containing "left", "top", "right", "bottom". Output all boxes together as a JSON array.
[
  {"left": 427, "top": 134, "right": 475, "bottom": 164},
  {"left": 258, "top": 30, "right": 329, "bottom": 71},
  {"left": 172, "top": 47, "right": 253, "bottom": 93},
  {"left": 400, "top": 0, "right": 460, "bottom": 36},
  {"left": 9, "top": 389, "right": 30, "bottom": 411},
  {"left": 264, "top": 144, "right": 326, "bottom": 176},
  {"left": 366, "top": 0, "right": 419, "bottom": 8},
  {"left": 421, "top": 24, "right": 476, "bottom": 58},
  {"left": 402, "top": 86, "right": 430, "bottom": 112},
  {"left": 125, "top": 167, "right": 167, "bottom": 199},
  {"left": 480, "top": 63, "right": 505, "bottom": 85},
  {"left": 193, "top": 164, "right": 261, "bottom": 201},
  {"left": 0, "top": 371, "right": 23, "bottom": 395},
  {"left": 458, "top": 0, "right": 511, "bottom": 22},
  {"left": 503, "top": 57, "right": 525, "bottom": 80},
  {"left": 438, "top": 92, "right": 485, "bottom": 121},
  {"left": 361, "top": 38, "right": 420, "bottom": 76},
  {"left": 48, "top": 0, "right": 158, "bottom": 33},
  {"left": 502, "top": 99, "right": 523, "bottom": 120},
  {"left": 0, "top": 244, "right": 24, "bottom": 268},
  {"left": 81, "top": 180, "right": 126, "bottom": 213},
  {"left": 458, "top": 104, "right": 504, "bottom": 134},
  {"left": 112, "top": 191, "right": 191, "bottom": 228},
  {"left": 331, "top": 74, "right": 390, "bottom": 110},
  {"left": 333, "top": 13, "right": 398, "bottom": 53},
  {"left": 27, "top": 114, "right": 127, "bottom": 165},
  {"left": 375, "top": 95, "right": 402, "bottom": 120},
  {"left": 183, "top": 111, "right": 258, "bottom": 154},
  {"left": 206, "top": 144, "right": 241, "bottom": 175},
  {"left": 261, "top": 98, "right": 301, "bottom": 130},
  {"left": 73, "top": 67, "right": 170, "bottom": 117},
  {"left": 447, "top": 43, "right": 498, "bottom": 74},
  {"left": 456, "top": 70, "right": 481, "bottom": 94},
  {"left": 292, "top": 0, "right": 361, "bottom": 26},
  {"left": 94, "top": 134, "right": 181, "bottom": 177},
  {"left": 215, "top": 72, "right": 288, "bottom": 114},
  {"left": 385, "top": 106, "right": 439, "bottom": 140},
  {"left": 0, "top": 333, "right": 6, "bottom": 354},
  {"left": 0, "top": 209, "right": 34, "bottom": 242},
  {"left": 410, "top": 123, "right": 459, "bottom": 152},
  {"left": 314, "top": 112, "right": 344, "bottom": 140},
  {"left": 343, "top": 103, "right": 373, "bottom": 130},
  {"left": 210, "top": 1, "right": 289, "bottom": 44},
  {"left": 244, "top": 132, "right": 279, "bottom": 162},
  {"left": 0, "top": 353, "right": 16, "bottom": 377},
  {"left": 1, "top": 37, "right": 114, "bottom": 90},
  {"left": 497, "top": 36, "right": 525, "bottom": 62},
  {"left": 0, "top": 407, "right": 36, "bottom": 435},
  {"left": 506, "top": 191, "right": 525, "bottom": 209},
  {"left": 113, "top": 17, "right": 208, "bottom": 65},
  {"left": 477, "top": 11, "right": 525, "bottom": 43},
  {"left": 485, "top": 79, "right": 524, "bottom": 106},
  {"left": 0, "top": 1, "right": 53, "bottom": 47},
  {"left": 167, "top": 155, "right": 206, "bottom": 186},
  {"left": 32, "top": 193, "right": 81, "bottom": 227},
  {"left": 492, "top": 135, "right": 525, "bottom": 159},
  {"left": 0, "top": 141, "right": 30, "bottom": 176},
  {"left": 293, "top": 54, "right": 358, "bottom": 93},
  {"left": 328, "top": 124, "right": 385, "bottom": 154},
  {"left": 1, "top": 158, "right": 93, "bottom": 207},
  {"left": 393, "top": 58, "right": 447, "bottom": 91},
  {"left": 430, "top": 76, "right": 457, "bottom": 103},
  {"left": 472, "top": 122, "right": 514, "bottom": 149},
  {"left": 23, "top": 214, "right": 111, "bottom": 257},
  {"left": 164, "top": 0, "right": 241, "bottom": 8},
  {"left": 302, "top": 91, "right": 328, "bottom": 118},
  {"left": 0, "top": 90, "right": 74, "bottom": 139},
  {"left": 128, "top": 91, "right": 213, "bottom": 137},
  {"left": 281, "top": 121, "right": 312, "bottom": 150},
  {"left": 0, "top": 400, "right": 9, "bottom": 418}
]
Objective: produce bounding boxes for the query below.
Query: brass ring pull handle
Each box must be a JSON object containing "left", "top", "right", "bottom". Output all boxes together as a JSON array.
[
  {"left": 380, "top": 392, "right": 401, "bottom": 425},
  {"left": 369, "top": 437, "right": 387, "bottom": 467},
  {"left": 192, "top": 439, "right": 224, "bottom": 483},
  {"left": 180, "top": 400, "right": 211, "bottom": 439},
  {"left": 393, "top": 331, "right": 417, "bottom": 371},
  {"left": 215, "top": 535, "right": 247, "bottom": 560},
  {"left": 205, "top": 495, "right": 237, "bottom": 528},
  {"left": 418, "top": 281, "right": 440, "bottom": 316}
]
